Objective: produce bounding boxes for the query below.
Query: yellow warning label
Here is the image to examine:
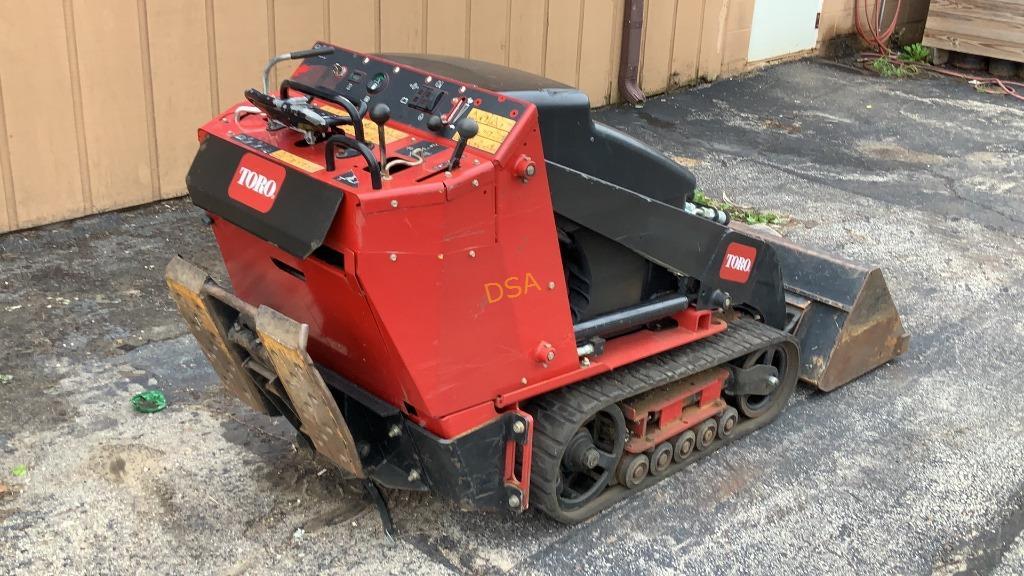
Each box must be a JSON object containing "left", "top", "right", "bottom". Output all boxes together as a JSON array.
[
  {"left": 454, "top": 133, "right": 503, "bottom": 154},
  {"left": 476, "top": 123, "right": 511, "bottom": 143},
  {"left": 462, "top": 108, "right": 517, "bottom": 154},
  {"left": 469, "top": 108, "right": 517, "bottom": 132},
  {"left": 270, "top": 150, "right": 323, "bottom": 173},
  {"left": 317, "top": 105, "right": 409, "bottom": 145},
  {"left": 360, "top": 119, "right": 408, "bottom": 146}
]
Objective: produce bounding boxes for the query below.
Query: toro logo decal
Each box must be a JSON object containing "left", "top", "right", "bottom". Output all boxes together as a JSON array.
[
  {"left": 228, "top": 153, "right": 285, "bottom": 213},
  {"left": 719, "top": 242, "right": 757, "bottom": 284}
]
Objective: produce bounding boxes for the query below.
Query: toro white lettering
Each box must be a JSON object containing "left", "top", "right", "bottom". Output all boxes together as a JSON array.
[
  {"left": 236, "top": 167, "right": 278, "bottom": 198},
  {"left": 724, "top": 253, "right": 752, "bottom": 272}
]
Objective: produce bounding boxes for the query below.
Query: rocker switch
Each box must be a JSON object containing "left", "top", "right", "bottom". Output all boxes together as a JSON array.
[{"left": 409, "top": 85, "right": 445, "bottom": 113}]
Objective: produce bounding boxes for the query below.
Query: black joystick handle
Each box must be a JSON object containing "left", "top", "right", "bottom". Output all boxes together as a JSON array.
[
  {"left": 450, "top": 118, "right": 479, "bottom": 170},
  {"left": 370, "top": 103, "right": 391, "bottom": 174},
  {"left": 370, "top": 102, "right": 391, "bottom": 125},
  {"left": 427, "top": 115, "right": 444, "bottom": 133}
]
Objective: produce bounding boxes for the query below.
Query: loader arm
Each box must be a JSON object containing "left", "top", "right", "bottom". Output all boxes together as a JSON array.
[{"left": 547, "top": 162, "right": 788, "bottom": 330}]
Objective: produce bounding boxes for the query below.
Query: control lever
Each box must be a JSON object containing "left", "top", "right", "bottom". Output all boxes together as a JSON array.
[
  {"left": 369, "top": 103, "right": 391, "bottom": 178},
  {"left": 427, "top": 115, "right": 445, "bottom": 133},
  {"left": 449, "top": 118, "right": 479, "bottom": 171},
  {"left": 262, "top": 45, "right": 336, "bottom": 93}
]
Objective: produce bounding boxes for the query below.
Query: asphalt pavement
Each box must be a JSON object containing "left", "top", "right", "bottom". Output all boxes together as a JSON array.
[{"left": 1, "top": 58, "right": 1022, "bottom": 575}]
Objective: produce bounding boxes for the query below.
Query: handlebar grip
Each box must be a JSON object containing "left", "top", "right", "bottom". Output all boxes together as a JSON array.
[
  {"left": 279, "top": 79, "right": 365, "bottom": 142},
  {"left": 289, "top": 46, "right": 335, "bottom": 60}
]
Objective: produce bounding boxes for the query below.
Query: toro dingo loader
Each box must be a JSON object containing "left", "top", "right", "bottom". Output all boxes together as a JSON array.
[{"left": 167, "top": 43, "right": 908, "bottom": 528}]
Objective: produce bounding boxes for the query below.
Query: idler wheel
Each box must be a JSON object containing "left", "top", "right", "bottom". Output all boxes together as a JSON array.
[
  {"left": 736, "top": 344, "right": 789, "bottom": 419},
  {"left": 554, "top": 405, "right": 626, "bottom": 509}
]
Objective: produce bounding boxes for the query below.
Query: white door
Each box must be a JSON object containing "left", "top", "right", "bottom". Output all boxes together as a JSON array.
[{"left": 747, "top": 0, "right": 823, "bottom": 62}]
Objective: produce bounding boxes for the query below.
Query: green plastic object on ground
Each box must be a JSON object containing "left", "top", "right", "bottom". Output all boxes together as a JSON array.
[{"left": 131, "top": 390, "right": 167, "bottom": 413}]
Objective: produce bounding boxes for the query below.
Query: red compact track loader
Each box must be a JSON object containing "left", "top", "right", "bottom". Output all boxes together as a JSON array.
[{"left": 167, "top": 43, "right": 909, "bottom": 528}]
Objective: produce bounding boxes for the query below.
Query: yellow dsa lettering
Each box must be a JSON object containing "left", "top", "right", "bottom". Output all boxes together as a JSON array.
[{"left": 484, "top": 272, "right": 542, "bottom": 304}]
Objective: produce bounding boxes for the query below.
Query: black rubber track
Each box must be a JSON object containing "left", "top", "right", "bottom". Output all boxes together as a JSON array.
[{"left": 526, "top": 319, "right": 799, "bottom": 524}]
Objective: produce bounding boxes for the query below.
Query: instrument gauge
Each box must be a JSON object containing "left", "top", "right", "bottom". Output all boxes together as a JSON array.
[{"left": 367, "top": 72, "right": 389, "bottom": 94}]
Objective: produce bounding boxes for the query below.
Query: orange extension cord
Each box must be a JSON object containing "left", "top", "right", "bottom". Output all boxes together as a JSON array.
[{"left": 854, "top": 0, "right": 1024, "bottom": 102}]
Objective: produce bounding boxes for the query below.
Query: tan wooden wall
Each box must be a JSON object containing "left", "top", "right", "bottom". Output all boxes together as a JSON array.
[{"left": 0, "top": 0, "right": 860, "bottom": 233}]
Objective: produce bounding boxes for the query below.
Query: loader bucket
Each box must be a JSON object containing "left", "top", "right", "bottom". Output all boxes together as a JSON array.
[{"left": 735, "top": 224, "right": 910, "bottom": 392}]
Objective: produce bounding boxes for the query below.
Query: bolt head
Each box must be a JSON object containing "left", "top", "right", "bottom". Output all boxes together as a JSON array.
[
  {"left": 768, "top": 375, "right": 780, "bottom": 387},
  {"left": 547, "top": 282, "right": 556, "bottom": 290},
  {"left": 546, "top": 350, "right": 556, "bottom": 362},
  {"left": 387, "top": 424, "right": 402, "bottom": 438},
  {"left": 469, "top": 250, "right": 476, "bottom": 258},
  {"left": 407, "top": 469, "right": 420, "bottom": 482},
  {"left": 472, "top": 179, "right": 479, "bottom": 187},
  {"left": 583, "top": 448, "right": 600, "bottom": 469},
  {"left": 508, "top": 494, "right": 521, "bottom": 509},
  {"left": 520, "top": 377, "right": 528, "bottom": 385},
  {"left": 390, "top": 199, "right": 399, "bottom": 208},
  {"left": 581, "top": 357, "right": 591, "bottom": 367},
  {"left": 512, "top": 420, "right": 526, "bottom": 434},
  {"left": 389, "top": 253, "right": 398, "bottom": 262}
]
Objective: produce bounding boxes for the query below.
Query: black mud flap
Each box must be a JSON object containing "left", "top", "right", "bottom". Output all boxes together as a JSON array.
[{"left": 186, "top": 135, "right": 342, "bottom": 258}]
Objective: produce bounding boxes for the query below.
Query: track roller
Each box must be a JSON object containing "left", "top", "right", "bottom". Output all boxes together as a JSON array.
[
  {"left": 673, "top": 430, "right": 696, "bottom": 462},
  {"left": 695, "top": 419, "right": 717, "bottom": 451},
  {"left": 718, "top": 406, "right": 739, "bottom": 439},
  {"left": 649, "top": 442, "right": 674, "bottom": 476},
  {"left": 618, "top": 453, "right": 650, "bottom": 489}
]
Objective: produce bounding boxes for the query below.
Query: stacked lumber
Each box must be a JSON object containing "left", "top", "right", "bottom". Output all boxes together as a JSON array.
[{"left": 923, "top": 0, "right": 1024, "bottom": 63}]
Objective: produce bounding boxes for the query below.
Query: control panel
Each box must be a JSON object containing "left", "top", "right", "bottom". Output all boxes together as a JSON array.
[{"left": 289, "top": 43, "right": 526, "bottom": 156}]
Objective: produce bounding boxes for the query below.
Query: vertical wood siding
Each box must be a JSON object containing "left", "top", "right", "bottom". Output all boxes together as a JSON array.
[{"left": 0, "top": 0, "right": 870, "bottom": 232}]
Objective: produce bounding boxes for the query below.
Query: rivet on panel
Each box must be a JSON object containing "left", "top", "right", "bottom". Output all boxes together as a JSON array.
[
  {"left": 390, "top": 199, "right": 399, "bottom": 208},
  {"left": 472, "top": 179, "right": 479, "bottom": 187},
  {"left": 389, "top": 253, "right": 398, "bottom": 262},
  {"left": 520, "top": 377, "right": 528, "bottom": 385},
  {"left": 437, "top": 254, "right": 444, "bottom": 260},
  {"left": 548, "top": 282, "right": 556, "bottom": 290},
  {"left": 468, "top": 250, "right": 476, "bottom": 258}
]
